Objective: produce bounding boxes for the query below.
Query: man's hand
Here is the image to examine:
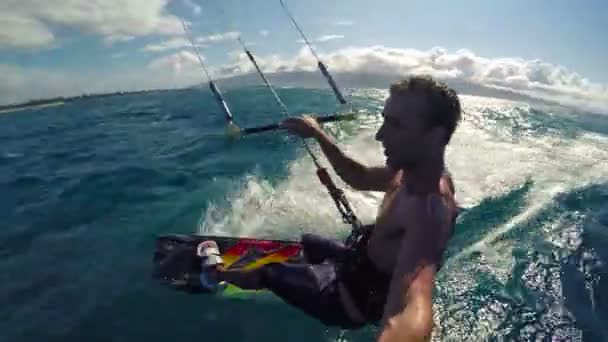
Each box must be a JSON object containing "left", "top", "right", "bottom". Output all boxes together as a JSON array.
[{"left": 280, "top": 114, "right": 323, "bottom": 138}]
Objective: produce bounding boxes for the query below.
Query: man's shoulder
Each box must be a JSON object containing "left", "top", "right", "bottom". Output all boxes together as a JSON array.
[
  {"left": 438, "top": 169, "right": 456, "bottom": 207},
  {"left": 436, "top": 173, "right": 458, "bottom": 246},
  {"left": 440, "top": 171, "right": 455, "bottom": 194}
]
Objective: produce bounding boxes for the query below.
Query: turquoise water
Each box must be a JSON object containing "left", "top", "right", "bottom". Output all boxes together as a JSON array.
[{"left": 1, "top": 86, "right": 607, "bottom": 341}]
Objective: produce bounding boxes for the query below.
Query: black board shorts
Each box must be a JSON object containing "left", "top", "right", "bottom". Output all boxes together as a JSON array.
[{"left": 261, "top": 261, "right": 364, "bottom": 329}]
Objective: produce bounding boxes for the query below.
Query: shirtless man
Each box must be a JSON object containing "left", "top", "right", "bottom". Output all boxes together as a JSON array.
[{"left": 197, "top": 76, "right": 461, "bottom": 341}]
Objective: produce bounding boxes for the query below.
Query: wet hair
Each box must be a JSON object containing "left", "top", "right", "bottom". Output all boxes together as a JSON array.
[{"left": 389, "top": 75, "right": 462, "bottom": 144}]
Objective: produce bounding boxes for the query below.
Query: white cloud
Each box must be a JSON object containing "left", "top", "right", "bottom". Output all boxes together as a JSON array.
[
  {"left": 0, "top": 0, "right": 182, "bottom": 49},
  {"left": 148, "top": 50, "right": 199, "bottom": 72},
  {"left": 317, "top": 35, "right": 345, "bottom": 42},
  {"left": 297, "top": 34, "right": 345, "bottom": 44},
  {"left": 2, "top": 46, "right": 607, "bottom": 113},
  {"left": 0, "top": 14, "right": 56, "bottom": 49},
  {"left": 196, "top": 31, "right": 240, "bottom": 44},
  {"left": 260, "top": 30, "right": 269, "bottom": 37},
  {"left": 211, "top": 45, "right": 608, "bottom": 112},
  {"left": 333, "top": 20, "right": 354, "bottom": 26},
  {"left": 142, "top": 31, "right": 238, "bottom": 52},
  {"left": 143, "top": 37, "right": 192, "bottom": 52},
  {"left": 344, "top": 47, "right": 608, "bottom": 112},
  {"left": 104, "top": 34, "right": 135, "bottom": 44},
  {"left": 183, "top": 0, "right": 202, "bottom": 16}
]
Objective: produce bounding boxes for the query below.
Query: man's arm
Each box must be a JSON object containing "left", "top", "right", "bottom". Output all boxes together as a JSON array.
[
  {"left": 314, "top": 128, "right": 398, "bottom": 192},
  {"left": 377, "top": 197, "right": 450, "bottom": 342},
  {"left": 281, "top": 115, "right": 398, "bottom": 192},
  {"left": 378, "top": 264, "right": 436, "bottom": 342}
]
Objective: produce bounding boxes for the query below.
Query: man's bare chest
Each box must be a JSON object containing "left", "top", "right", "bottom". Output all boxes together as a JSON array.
[
  {"left": 367, "top": 188, "right": 411, "bottom": 271},
  {"left": 368, "top": 186, "right": 453, "bottom": 272}
]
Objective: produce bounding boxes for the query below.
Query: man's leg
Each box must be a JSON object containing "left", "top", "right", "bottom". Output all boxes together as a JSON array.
[
  {"left": 213, "top": 257, "right": 364, "bottom": 328},
  {"left": 301, "top": 233, "right": 349, "bottom": 264},
  {"left": 216, "top": 262, "right": 317, "bottom": 293}
]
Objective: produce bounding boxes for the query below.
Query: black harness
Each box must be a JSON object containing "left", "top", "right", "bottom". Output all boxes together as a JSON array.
[{"left": 338, "top": 225, "right": 392, "bottom": 324}]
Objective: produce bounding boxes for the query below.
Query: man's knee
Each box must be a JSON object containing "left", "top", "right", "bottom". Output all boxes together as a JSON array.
[
  {"left": 301, "top": 234, "right": 347, "bottom": 263},
  {"left": 262, "top": 262, "right": 320, "bottom": 295}
]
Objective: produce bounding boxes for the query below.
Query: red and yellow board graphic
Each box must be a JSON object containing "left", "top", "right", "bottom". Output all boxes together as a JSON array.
[{"left": 221, "top": 238, "right": 302, "bottom": 270}]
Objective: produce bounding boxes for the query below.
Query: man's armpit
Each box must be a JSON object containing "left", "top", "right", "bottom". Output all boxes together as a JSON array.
[{"left": 363, "top": 166, "right": 400, "bottom": 192}]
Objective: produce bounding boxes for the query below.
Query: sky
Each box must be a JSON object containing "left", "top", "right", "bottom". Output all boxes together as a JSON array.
[{"left": 0, "top": 0, "right": 607, "bottom": 111}]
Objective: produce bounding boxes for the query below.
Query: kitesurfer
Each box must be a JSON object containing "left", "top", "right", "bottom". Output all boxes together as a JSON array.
[{"left": 198, "top": 76, "right": 461, "bottom": 340}]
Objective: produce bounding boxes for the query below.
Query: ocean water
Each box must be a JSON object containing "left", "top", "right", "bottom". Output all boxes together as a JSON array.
[{"left": 1, "top": 85, "right": 607, "bottom": 341}]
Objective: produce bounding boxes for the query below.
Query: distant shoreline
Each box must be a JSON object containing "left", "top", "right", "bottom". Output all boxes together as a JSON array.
[
  {"left": 0, "top": 88, "right": 178, "bottom": 114},
  {"left": 0, "top": 101, "right": 65, "bottom": 114}
]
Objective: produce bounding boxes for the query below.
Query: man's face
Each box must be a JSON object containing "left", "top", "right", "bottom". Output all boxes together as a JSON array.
[{"left": 375, "top": 93, "right": 433, "bottom": 169}]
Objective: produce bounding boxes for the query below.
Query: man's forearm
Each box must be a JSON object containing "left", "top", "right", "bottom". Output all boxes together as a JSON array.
[
  {"left": 378, "top": 266, "right": 435, "bottom": 342},
  {"left": 313, "top": 129, "right": 368, "bottom": 189}
]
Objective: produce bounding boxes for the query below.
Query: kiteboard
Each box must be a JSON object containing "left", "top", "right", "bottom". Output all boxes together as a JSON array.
[{"left": 153, "top": 234, "right": 303, "bottom": 296}]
